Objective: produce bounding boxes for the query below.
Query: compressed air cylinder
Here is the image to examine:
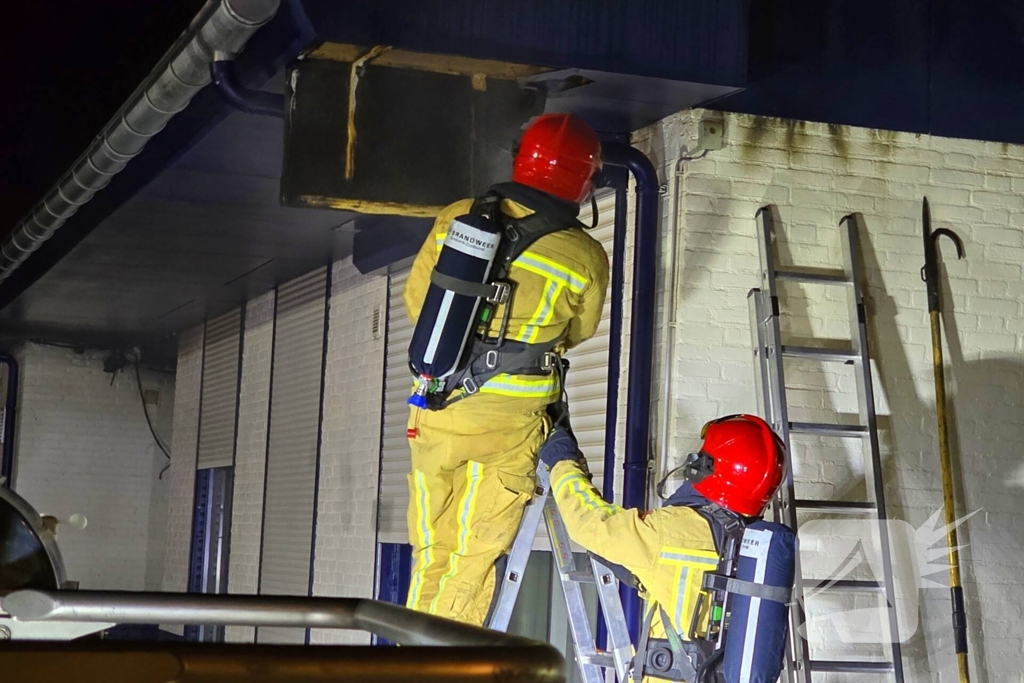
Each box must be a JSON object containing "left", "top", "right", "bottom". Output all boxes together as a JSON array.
[
  {"left": 722, "top": 521, "right": 796, "bottom": 683},
  {"left": 408, "top": 213, "right": 501, "bottom": 384}
]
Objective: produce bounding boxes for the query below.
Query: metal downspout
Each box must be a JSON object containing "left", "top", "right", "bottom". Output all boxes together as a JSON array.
[
  {"left": 601, "top": 179, "right": 630, "bottom": 505},
  {"left": 0, "top": 0, "right": 282, "bottom": 284},
  {"left": 601, "top": 143, "right": 660, "bottom": 645},
  {"left": 594, "top": 176, "right": 629, "bottom": 653},
  {"left": 0, "top": 352, "right": 18, "bottom": 488},
  {"left": 210, "top": 56, "right": 285, "bottom": 117}
]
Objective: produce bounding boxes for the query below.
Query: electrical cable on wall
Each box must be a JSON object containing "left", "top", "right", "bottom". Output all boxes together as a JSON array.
[
  {"left": 133, "top": 357, "right": 172, "bottom": 479},
  {"left": 31, "top": 340, "right": 173, "bottom": 479}
]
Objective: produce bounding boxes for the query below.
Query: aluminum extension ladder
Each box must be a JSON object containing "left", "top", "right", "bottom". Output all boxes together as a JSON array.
[
  {"left": 747, "top": 206, "right": 905, "bottom": 683},
  {"left": 487, "top": 463, "right": 634, "bottom": 683}
]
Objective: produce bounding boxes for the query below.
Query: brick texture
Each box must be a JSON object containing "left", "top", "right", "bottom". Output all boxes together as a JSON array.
[
  {"left": 12, "top": 343, "right": 175, "bottom": 591},
  {"left": 309, "top": 257, "right": 388, "bottom": 645},
  {"left": 224, "top": 292, "right": 275, "bottom": 644},
  {"left": 639, "top": 110, "right": 1024, "bottom": 682}
]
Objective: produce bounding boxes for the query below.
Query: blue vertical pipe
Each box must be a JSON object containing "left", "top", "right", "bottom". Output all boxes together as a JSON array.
[
  {"left": 595, "top": 178, "right": 630, "bottom": 653},
  {"left": 0, "top": 352, "right": 19, "bottom": 489},
  {"left": 602, "top": 181, "right": 629, "bottom": 504},
  {"left": 600, "top": 143, "right": 660, "bottom": 646}
]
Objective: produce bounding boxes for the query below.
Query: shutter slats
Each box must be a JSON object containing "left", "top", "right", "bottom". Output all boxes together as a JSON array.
[
  {"left": 197, "top": 309, "right": 241, "bottom": 470},
  {"left": 377, "top": 194, "right": 619, "bottom": 541},
  {"left": 377, "top": 269, "right": 414, "bottom": 539},
  {"left": 258, "top": 267, "right": 328, "bottom": 645},
  {"left": 560, "top": 192, "right": 616, "bottom": 492}
]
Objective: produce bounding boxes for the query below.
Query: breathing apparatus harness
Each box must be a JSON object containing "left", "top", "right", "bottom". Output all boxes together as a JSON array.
[
  {"left": 616, "top": 459, "right": 793, "bottom": 683},
  {"left": 409, "top": 182, "right": 593, "bottom": 411}
]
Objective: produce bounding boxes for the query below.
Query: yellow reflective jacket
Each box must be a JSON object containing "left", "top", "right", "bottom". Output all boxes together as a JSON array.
[
  {"left": 403, "top": 197, "right": 609, "bottom": 413},
  {"left": 550, "top": 459, "right": 721, "bottom": 678}
]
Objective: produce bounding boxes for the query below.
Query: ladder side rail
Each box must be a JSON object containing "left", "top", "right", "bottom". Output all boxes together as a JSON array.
[
  {"left": 840, "top": 214, "right": 906, "bottom": 683},
  {"left": 543, "top": 488, "right": 607, "bottom": 683},
  {"left": 756, "top": 206, "right": 813, "bottom": 683},
  {"left": 590, "top": 556, "right": 633, "bottom": 682},
  {"left": 487, "top": 467, "right": 550, "bottom": 632}
]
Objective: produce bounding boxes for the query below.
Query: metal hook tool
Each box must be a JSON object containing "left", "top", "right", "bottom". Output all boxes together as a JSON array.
[{"left": 920, "top": 196, "right": 971, "bottom": 683}]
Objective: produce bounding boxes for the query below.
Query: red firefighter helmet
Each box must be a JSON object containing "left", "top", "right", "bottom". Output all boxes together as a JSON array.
[
  {"left": 512, "top": 114, "right": 602, "bottom": 204},
  {"left": 684, "top": 414, "right": 786, "bottom": 517}
]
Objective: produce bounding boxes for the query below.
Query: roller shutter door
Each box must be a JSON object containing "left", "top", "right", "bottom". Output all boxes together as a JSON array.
[
  {"left": 258, "top": 267, "right": 329, "bottom": 644},
  {"left": 560, "top": 192, "right": 617, "bottom": 494},
  {"left": 196, "top": 309, "right": 242, "bottom": 470},
  {"left": 378, "top": 269, "right": 414, "bottom": 543}
]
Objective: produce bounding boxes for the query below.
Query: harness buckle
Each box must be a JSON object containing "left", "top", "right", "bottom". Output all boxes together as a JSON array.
[
  {"left": 488, "top": 281, "right": 511, "bottom": 305},
  {"left": 505, "top": 225, "right": 520, "bottom": 243},
  {"left": 541, "top": 352, "right": 558, "bottom": 370},
  {"left": 462, "top": 377, "right": 479, "bottom": 395},
  {"left": 485, "top": 350, "right": 499, "bottom": 370}
]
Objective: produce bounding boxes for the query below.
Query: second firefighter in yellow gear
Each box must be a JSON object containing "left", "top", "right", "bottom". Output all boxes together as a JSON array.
[
  {"left": 402, "top": 114, "right": 609, "bottom": 626},
  {"left": 538, "top": 415, "right": 787, "bottom": 682},
  {"left": 548, "top": 461, "right": 720, "bottom": 677}
]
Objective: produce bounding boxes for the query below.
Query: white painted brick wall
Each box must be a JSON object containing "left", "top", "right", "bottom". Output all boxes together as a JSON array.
[
  {"left": 11, "top": 342, "right": 174, "bottom": 590},
  {"left": 309, "top": 257, "right": 388, "bottom": 645},
  {"left": 639, "top": 110, "right": 1024, "bottom": 683},
  {"left": 225, "top": 292, "right": 275, "bottom": 644},
  {"left": 161, "top": 325, "right": 203, "bottom": 635}
]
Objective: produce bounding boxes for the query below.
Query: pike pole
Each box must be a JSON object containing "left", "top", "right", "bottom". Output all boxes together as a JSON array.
[{"left": 921, "top": 196, "right": 969, "bottom": 683}]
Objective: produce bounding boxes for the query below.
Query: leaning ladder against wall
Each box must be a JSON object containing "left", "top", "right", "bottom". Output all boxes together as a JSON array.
[{"left": 747, "top": 206, "right": 905, "bottom": 682}]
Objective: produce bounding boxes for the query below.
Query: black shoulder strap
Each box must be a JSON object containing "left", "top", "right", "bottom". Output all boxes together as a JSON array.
[
  {"left": 693, "top": 504, "right": 746, "bottom": 560},
  {"left": 468, "top": 183, "right": 580, "bottom": 283}
]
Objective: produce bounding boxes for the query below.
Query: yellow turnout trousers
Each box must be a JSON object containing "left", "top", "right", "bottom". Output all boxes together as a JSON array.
[{"left": 405, "top": 405, "right": 550, "bottom": 626}]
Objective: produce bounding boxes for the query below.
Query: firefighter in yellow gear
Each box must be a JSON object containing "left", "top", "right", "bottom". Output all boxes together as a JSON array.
[
  {"left": 538, "top": 415, "right": 787, "bottom": 682},
  {"left": 402, "top": 114, "right": 609, "bottom": 626}
]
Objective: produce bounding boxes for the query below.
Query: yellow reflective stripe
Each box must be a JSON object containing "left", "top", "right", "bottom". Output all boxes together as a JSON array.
[
  {"left": 554, "top": 473, "right": 611, "bottom": 513},
  {"left": 513, "top": 252, "right": 587, "bottom": 294},
  {"left": 657, "top": 548, "right": 719, "bottom": 633},
  {"left": 430, "top": 461, "right": 484, "bottom": 614},
  {"left": 515, "top": 279, "right": 562, "bottom": 342},
  {"left": 555, "top": 473, "right": 617, "bottom": 515},
  {"left": 437, "top": 233, "right": 586, "bottom": 292},
  {"left": 477, "top": 372, "right": 559, "bottom": 398},
  {"left": 406, "top": 471, "right": 435, "bottom": 611}
]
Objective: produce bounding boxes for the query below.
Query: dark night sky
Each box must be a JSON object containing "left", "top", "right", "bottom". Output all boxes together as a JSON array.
[{"left": 0, "top": 2, "right": 207, "bottom": 235}]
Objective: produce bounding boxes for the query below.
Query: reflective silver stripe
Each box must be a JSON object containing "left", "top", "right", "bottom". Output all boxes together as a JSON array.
[
  {"left": 423, "top": 289, "right": 455, "bottom": 366},
  {"left": 660, "top": 552, "right": 719, "bottom": 565},
  {"left": 675, "top": 567, "right": 690, "bottom": 632},
  {"left": 739, "top": 531, "right": 772, "bottom": 683}
]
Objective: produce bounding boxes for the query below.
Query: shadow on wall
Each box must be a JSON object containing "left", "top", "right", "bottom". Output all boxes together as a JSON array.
[
  {"left": 765, "top": 209, "right": 1021, "bottom": 679},
  {"left": 857, "top": 217, "right": 1024, "bottom": 683}
]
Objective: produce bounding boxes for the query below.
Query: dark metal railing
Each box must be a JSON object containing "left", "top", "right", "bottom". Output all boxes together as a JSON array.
[{"left": 0, "top": 590, "right": 566, "bottom": 683}]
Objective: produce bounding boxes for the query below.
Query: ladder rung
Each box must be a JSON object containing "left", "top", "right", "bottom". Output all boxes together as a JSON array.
[
  {"left": 794, "top": 499, "right": 877, "bottom": 514},
  {"left": 789, "top": 422, "right": 867, "bottom": 437},
  {"left": 803, "top": 579, "right": 883, "bottom": 592},
  {"left": 781, "top": 345, "right": 857, "bottom": 363},
  {"left": 564, "top": 570, "right": 596, "bottom": 583},
  {"left": 581, "top": 653, "right": 615, "bottom": 668},
  {"left": 810, "top": 660, "right": 895, "bottom": 673},
  {"left": 775, "top": 269, "right": 852, "bottom": 285}
]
